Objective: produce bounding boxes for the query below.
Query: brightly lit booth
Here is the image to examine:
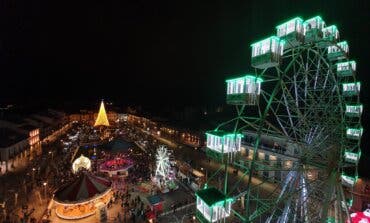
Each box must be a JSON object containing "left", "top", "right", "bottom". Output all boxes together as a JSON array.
[
  {"left": 206, "top": 130, "right": 243, "bottom": 162},
  {"left": 251, "top": 36, "right": 285, "bottom": 69},
  {"left": 53, "top": 173, "right": 112, "bottom": 220},
  {"left": 196, "top": 187, "right": 233, "bottom": 223},
  {"left": 99, "top": 157, "right": 134, "bottom": 178},
  {"left": 225, "top": 75, "right": 263, "bottom": 105},
  {"left": 337, "top": 61, "right": 356, "bottom": 77},
  {"left": 319, "top": 25, "right": 339, "bottom": 47},
  {"left": 342, "top": 82, "right": 361, "bottom": 97},
  {"left": 327, "top": 41, "right": 348, "bottom": 61},
  {"left": 304, "top": 16, "right": 325, "bottom": 42},
  {"left": 276, "top": 17, "right": 304, "bottom": 48}
]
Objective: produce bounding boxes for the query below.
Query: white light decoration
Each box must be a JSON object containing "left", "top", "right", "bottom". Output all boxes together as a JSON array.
[
  {"left": 303, "top": 16, "right": 325, "bottom": 31},
  {"left": 346, "top": 128, "right": 363, "bottom": 140},
  {"left": 322, "top": 25, "right": 339, "bottom": 40},
  {"left": 206, "top": 131, "right": 243, "bottom": 153},
  {"left": 341, "top": 174, "right": 357, "bottom": 187},
  {"left": 72, "top": 155, "right": 92, "bottom": 174},
  {"left": 196, "top": 187, "right": 233, "bottom": 223},
  {"left": 276, "top": 17, "right": 304, "bottom": 37},
  {"left": 344, "top": 151, "right": 361, "bottom": 163},
  {"left": 155, "top": 145, "right": 171, "bottom": 180},
  {"left": 342, "top": 82, "right": 361, "bottom": 96},
  {"left": 345, "top": 105, "right": 363, "bottom": 117},
  {"left": 251, "top": 36, "right": 284, "bottom": 58},
  {"left": 337, "top": 61, "right": 356, "bottom": 73},
  {"left": 225, "top": 75, "right": 263, "bottom": 105},
  {"left": 328, "top": 41, "right": 348, "bottom": 54}
]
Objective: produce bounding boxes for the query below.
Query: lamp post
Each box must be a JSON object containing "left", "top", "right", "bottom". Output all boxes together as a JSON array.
[
  {"left": 43, "top": 182, "right": 47, "bottom": 199},
  {"left": 32, "top": 168, "right": 36, "bottom": 183},
  {"left": 200, "top": 167, "right": 208, "bottom": 183}
]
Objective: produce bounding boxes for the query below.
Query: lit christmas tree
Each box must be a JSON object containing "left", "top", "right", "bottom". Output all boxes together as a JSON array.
[{"left": 94, "top": 100, "right": 110, "bottom": 127}]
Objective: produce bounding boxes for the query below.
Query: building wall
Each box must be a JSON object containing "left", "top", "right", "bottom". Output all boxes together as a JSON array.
[{"left": 352, "top": 178, "right": 370, "bottom": 211}]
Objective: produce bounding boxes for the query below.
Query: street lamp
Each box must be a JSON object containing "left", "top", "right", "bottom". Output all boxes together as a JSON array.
[
  {"left": 43, "top": 182, "right": 47, "bottom": 198},
  {"left": 32, "top": 168, "right": 36, "bottom": 182}
]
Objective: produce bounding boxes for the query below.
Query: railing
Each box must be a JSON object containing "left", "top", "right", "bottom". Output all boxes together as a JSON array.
[{"left": 243, "top": 140, "right": 287, "bottom": 155}]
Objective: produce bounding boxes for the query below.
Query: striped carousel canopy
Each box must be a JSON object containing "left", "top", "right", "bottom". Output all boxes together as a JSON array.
[{"left": 54, "top": 172, "right": 112, "bottom": 204}]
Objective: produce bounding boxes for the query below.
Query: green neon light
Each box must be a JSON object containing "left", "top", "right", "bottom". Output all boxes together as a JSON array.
[
  {"left": 347, "top": 199, "right": 353, "bottom": 207},
  {"left": 308, "top": 15, "right": 323, "bottom": 22},
  {"left": 323, "top": 25, "right": 338, "bottom": 32},
  {"left": 303, "top": 16, "right": 325, "bottom": 27},
  {"left": 345, "top": 104, "right": 363, "bottom": 113},
  {"left": 211, "top": 198, "right": 234, "bottom": 207},
  {"left": 206, "top": 130, "right": 243, "bottom": 138},
  {"left": 336, "top": 60, "right": 356, "bottom": 67},
  {"left": 225, "top": 75, "right": 263, "bottom": 83},
  {"left": 346, "top": 127, "right": 363, "bottom": 132},
  {"left": 344, "top": 151, "right": 361, "bottom": 161},
  {"left": 337, "top": 61, "right": 355, "bottom": 66},
  {"left": 250, "top": 36, "right": 280, "bottom": 47},
  {"left": 341, "top": 173, "right": 358, "bottom": 181},
  {"left": 342, "top": 82, "right": 361, "bottom": 91},
  {"left": 276, "top": 17, "right": 303, "bottom": 29},
  {"left": 338, "top": 41, "right": 348, "bottom": 46}
]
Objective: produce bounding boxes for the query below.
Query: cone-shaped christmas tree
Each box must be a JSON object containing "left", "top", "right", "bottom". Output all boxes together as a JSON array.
[{"left": 94, "top": 100, "right": 110, "bottom": 127}]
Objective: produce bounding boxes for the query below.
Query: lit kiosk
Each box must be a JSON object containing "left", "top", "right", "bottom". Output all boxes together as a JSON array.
[
  {"left": 205, "top": 130, "right": 243, "bottom": 162},
  {"left": 341, "top": 172, "right": 358, "bottom": 188},
  {"left": 337, "top": 61, "right": 356, "bottom": 77},
  {"left": 251, "top": 36, "right": 284, "bottom": 69},
  {"left": 319, "top": 25, "right": 339, "bottom": 47},
  {"left": 304, "top": 16, "right": 326, "bottom": 42},
  {"left": 196, "top": 187, "right": 233, "bottom": 223},
  {"left": 342, "top": 82, "right": 361, "bottom": 97},
  {"left": 226, "top": 75, "right": 263, "bottom": 105},
  {"left": 346, "top": 127, "right": 363, "bottom": 141},
  {"left": 345, "top": 104, "right": 363, "bottom": 118},
  {"left": 276, "top": 17, "right": 304, "bottom": 48},
  {"left": 327, "top": 41, "right": 349, "bottom": 61}
]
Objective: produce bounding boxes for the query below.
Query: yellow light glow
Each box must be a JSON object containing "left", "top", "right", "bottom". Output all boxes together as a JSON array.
[
  {"left": 94, "top": 100, "right": 110, "bottom": 127},
  {"left": 72, "top": 155, "right": 92, "bottom": 173}
]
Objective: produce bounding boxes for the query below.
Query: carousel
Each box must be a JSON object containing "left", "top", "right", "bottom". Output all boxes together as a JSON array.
[
  {"left": 99, "top": 156, "right": 134, "bottom": 178},
  {"left": 53, "top": 172, "right": 112, "bottom": 220}
]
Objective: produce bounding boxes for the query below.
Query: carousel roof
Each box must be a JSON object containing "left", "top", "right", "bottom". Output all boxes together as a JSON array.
[{"left": 54, "top": 172, "right": 112, "bottom": 204}]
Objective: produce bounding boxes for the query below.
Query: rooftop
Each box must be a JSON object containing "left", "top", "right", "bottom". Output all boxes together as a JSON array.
[
  {"left": 0, "top": 128, "right": 28, "bottom": 148},
  {"left": 20, "top": 124, "right": 38, "bottom": 131}
]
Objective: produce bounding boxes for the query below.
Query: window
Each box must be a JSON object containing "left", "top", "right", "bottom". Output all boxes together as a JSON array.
[
  {"left": 236, "top": 79, "right": 244, "bottom": 94},
  {"left": 286, "top": 20, "right": 295, "bottom": 34}
]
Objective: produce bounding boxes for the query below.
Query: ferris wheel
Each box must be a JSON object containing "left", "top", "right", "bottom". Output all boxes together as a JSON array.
[
  {"left": 155, "top": 145, "right": 171, "bottom": 180},
  {"left": 196, "top": 16, "right": 362, "bottom": 223}
]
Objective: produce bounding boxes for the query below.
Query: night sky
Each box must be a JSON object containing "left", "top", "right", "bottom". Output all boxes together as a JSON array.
[
  {"left": 1, "top": 1, "right": 369, "bottom": 174},
  {"left": 1, "top": 0, "right": 368, "bottom": 106}
]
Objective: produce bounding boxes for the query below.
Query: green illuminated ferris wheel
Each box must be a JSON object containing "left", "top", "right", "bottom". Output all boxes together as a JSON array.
[{"left": 195, "top": 16, "right": 362, "bottom": 223}]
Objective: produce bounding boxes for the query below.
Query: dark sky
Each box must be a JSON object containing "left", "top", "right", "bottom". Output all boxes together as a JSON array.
[
  {"left": 1, "top": 0, "right": 370, "bottom": 176},
  {"left": 1, "top": 0, "right": 369, "bottom": 107}
]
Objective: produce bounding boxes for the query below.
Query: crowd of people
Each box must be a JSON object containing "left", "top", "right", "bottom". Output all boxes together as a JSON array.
[
  {"left": 0, "top": 123, "right": 81, "bottom": 223},
  {"left": 0, "top": 120, "right": 193, "bottom": 223}
]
